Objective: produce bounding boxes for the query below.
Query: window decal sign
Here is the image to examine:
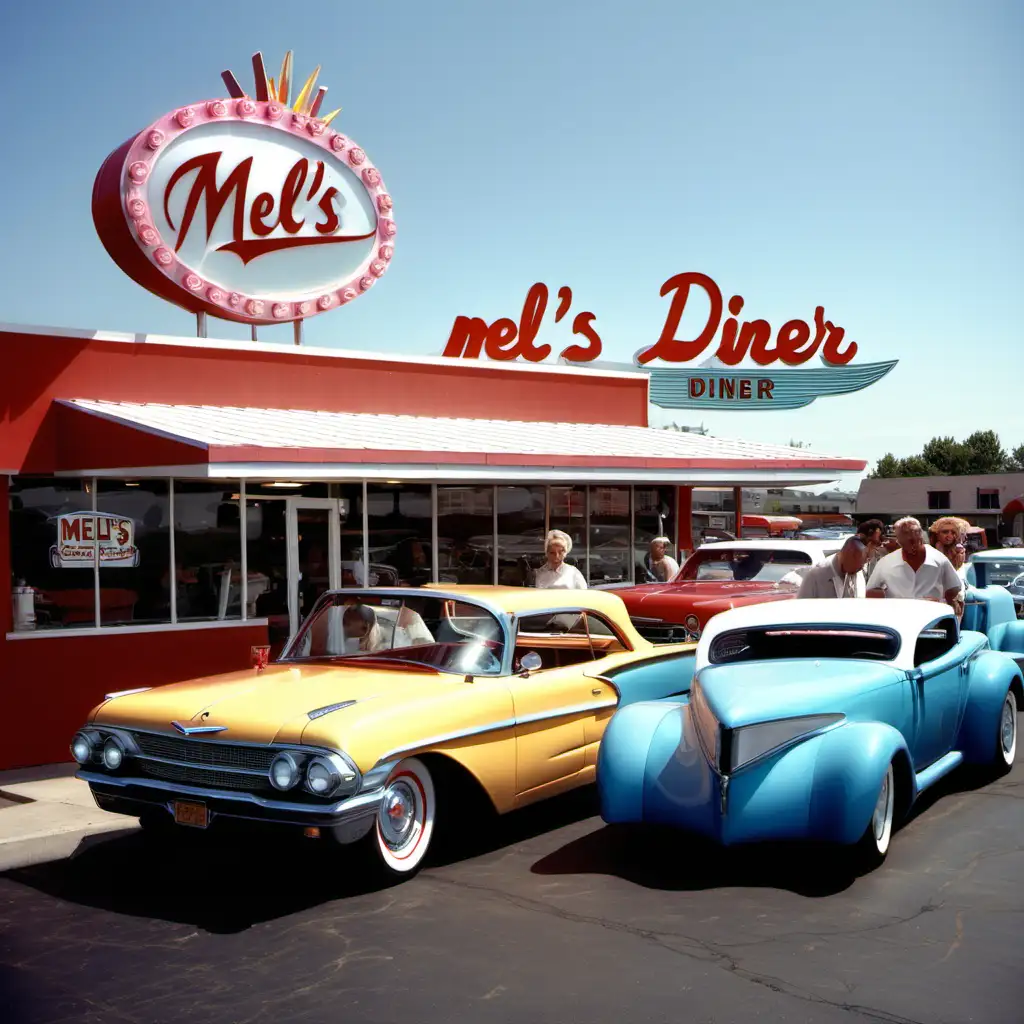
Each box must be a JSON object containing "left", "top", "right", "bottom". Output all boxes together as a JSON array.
[
  {"left": 49, "top": 513, "right": 140, "bottom": 569},
  {"left": 92, "top": 50, "right": 394, "bottom": 326},
  {"left": 443, "top": 273, "right": 897, "bottom": 410}
]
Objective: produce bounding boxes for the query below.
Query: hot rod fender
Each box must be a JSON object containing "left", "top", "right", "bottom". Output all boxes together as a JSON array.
[
  {"left": 599, "top": 703, "right": 912, "bottom": 847},
  {"left": 957, "top": 650, "right": 1024, "bottom": 763},
  {"left": 988, "top": 619, "right": 1024, "bottom": 657},
  {"left": 706, "top": 721, "right": 911, "bottom": 847},
  {"left": 597, "top": 700, "right": 684, "bottom": 825}
]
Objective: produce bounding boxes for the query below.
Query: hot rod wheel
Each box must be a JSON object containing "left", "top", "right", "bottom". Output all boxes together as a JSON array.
[
  {"left": 994, "top": 688, "right": 1018, "bottom": 775},
  {"left": 849, "top": 761, "right": 896, "bottom": 872}
]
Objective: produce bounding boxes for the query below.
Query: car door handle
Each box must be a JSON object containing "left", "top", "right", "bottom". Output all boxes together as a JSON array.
[{"left": 591, "top": 688, "right": 602, "bottom": 696}]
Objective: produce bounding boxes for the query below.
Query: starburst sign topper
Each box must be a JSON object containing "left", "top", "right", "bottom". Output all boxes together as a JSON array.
[{"left": 92, "top": 51, "right": 395, "bottom": 326}]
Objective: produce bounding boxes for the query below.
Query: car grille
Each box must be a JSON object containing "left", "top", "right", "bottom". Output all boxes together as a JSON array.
[
  {"left": 634, "top": 623, "right": 694, "bottom": 644},
  {"left": 126, "top": 732, "right": 276, "bottom": 793},
  {"left": 132, "top": 733, "right": 276, "bottom": 772},
  {"left": 138, "top": 760, "right": 266, "bottom": 791}
]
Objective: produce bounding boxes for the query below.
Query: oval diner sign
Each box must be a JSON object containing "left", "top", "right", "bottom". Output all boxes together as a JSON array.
[{"left": 93, "top": 91, "right": 395, "bottom": 325}]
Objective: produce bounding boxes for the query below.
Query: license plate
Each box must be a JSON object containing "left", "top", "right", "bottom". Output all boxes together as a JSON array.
[{"left": 173, "top": 800, "right": 209, "bottom": 828}]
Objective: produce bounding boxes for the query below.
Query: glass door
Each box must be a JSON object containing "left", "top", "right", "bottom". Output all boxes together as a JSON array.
[{"left": 286, "top": 499, "right": 342, "bottom": 637}]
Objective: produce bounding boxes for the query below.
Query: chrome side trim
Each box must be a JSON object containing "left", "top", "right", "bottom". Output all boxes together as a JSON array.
[
  {"left": 172, "top": 722, "right": 228, "bottom": 736},
  {"left": 376, "top": 718, "right": 517, "bottom": 765},
  {"left": 104, "top": 687, "right": 152, "bottom": 700},
  {"left": 374, "top": 698, "right": 619, "bottom": 766},
  {"left": 515, "top": 698, "right": 618, "bottom": 726},
  {"left": 78, "top": 769, "right": 384, "bottom": 817},
  {"left": 629, "top": 616, "right": 666, "bottom": 624}
]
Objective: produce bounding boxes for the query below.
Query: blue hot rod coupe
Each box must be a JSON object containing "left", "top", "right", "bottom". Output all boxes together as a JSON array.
[{"left": 597, "top": 598, "right": 1022, "bottom": 868}]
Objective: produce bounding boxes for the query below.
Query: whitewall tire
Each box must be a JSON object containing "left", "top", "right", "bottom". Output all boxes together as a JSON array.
[
  {"left": 995, "top": 689, "right": 1017, "bottom": 773},
  {"left": 853, "top": 762, "right": 895, "bottom": 871},
  {"left": 372, "top": 757, "right": 436, "bottom": 876}
]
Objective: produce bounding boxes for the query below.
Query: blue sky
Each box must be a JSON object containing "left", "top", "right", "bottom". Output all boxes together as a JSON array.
[{"left": 1, "top": 1, "right": 1021, "bottom": 489}]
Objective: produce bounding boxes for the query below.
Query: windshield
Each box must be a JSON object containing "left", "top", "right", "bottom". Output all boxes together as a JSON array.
[
  {"left": 680, "top": 548, "right": 818, "bottom": 583},
  {"left": 974, "top": 560, "right": 1024, "bottom": 588},
  {"left": 283, "top": 592, "right": 506, "bottom": 676}
]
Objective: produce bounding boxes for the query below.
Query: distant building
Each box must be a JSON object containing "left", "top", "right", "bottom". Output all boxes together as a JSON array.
[{"left": 856, "top": 472, "right": 1024, "bottom": 541}]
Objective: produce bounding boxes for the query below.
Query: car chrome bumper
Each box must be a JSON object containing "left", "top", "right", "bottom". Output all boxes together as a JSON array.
[{"left": 78, "top": 769, "right": 383, "bottom": 836}]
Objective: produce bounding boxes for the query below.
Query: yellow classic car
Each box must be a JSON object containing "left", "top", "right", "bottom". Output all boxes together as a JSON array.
[{"left": 71, "top": 586, "right": 695, "bottom": 876}]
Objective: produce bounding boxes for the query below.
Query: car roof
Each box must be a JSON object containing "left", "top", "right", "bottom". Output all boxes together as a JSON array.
[
  {"left": 414, "top": 583, "right": 635, "bottom": 619},
  {"left": 692, "top": 539, "right": 840, "bottom": 556},
  {"left": 695, "top": 597, "right": 958, "bottom": 672}
]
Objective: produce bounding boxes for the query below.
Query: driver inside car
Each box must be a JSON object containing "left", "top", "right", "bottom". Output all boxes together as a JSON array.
[{"left": 342, "top": 603, "right": 386, "bottom": 653}]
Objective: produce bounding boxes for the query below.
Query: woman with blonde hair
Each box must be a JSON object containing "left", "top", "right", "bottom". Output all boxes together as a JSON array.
[
  {"left": 929, "top": 516, "right": 972, "bottom": 577},
  {"left": 533, "top": 529, "right": 588, "bottom": 589}
]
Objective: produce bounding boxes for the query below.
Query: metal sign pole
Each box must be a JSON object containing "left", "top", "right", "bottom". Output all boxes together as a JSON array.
[
  {"left": 251, "top": 325, "right": 258, "bottom": 341},
  {"left": 196, "top": 312, "right": 207, "bottom": 338},
  {"left": 293, "top": 319, "right": 304, "bottom": 346}
]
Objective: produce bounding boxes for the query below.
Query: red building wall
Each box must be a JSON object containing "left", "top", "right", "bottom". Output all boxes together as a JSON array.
[{"left": 0, "top": 328, "right": 650, "bottom": 473}]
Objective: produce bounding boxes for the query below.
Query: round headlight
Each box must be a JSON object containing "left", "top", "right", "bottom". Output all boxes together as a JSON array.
[
  {"left": 70, "top": 732, "right": 94, "bottom": 765},
  {"left": 269, "top": 752, "right": 301, "bottom": 791},
  {"left": 306, "top": 756, "right": 338, "bottom": 796},
  {"left": 102, "top": 737, "right": 124, "bottom": 770},
  {"left": 684, "top": 614, "right": 701, "bottom": 638}
]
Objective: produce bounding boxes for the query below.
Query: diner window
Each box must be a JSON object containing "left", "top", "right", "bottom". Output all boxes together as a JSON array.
[
  {"left": 173, "top": 483, "right": 242, "bottom": 621},
  {"left": 977, "top": 488, "right": 1001, "bottom": 510},
  {"left": 496, "top": 486, "right": 547, "bottom": 586},
  {"left": 9, "top": 478, "right": 93, "bottom": 630},
  {"left": 367, "top": 484, "right": 432, "bottom": 586},
  {"left": 634, "top": 486, "right": 677, "bottom": 584},
  {"left": 550, "top": 486, "right": 587, "bottom": 573},
  {"left": 336, "top": 486, "right": 364, "bottom": 586},
  {"left": 246, "top": 497, "right": 288, "bottom": 646},
  {"left": 96, "top": 480, "right": 171, "bottom": 626},
  {"left": 437, "top": 486, "right": 494, "bottom": 585},
  {"left": 928, "top": 491, "right": 951, "bottom": 510},
  {"left": 589, "top": 486, "right": 630, "bottom": 585}
]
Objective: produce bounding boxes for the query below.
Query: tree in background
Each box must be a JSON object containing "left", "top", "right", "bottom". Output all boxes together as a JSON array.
[{"left": 869, "top": 431, "right": 1015, "bottom": 478}]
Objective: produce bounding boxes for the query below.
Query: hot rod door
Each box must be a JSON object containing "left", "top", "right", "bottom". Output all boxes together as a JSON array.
[{"left": 910, "top": 620, "right": 968, "bottom": 768}]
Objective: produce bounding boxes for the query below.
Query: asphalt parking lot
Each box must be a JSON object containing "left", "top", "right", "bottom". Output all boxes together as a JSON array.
[{"left": 1, "top": 750, "right": 1023, "bottom": 1024}]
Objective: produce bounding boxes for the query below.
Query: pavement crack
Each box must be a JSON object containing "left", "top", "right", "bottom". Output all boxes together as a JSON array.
[{"left": 423, "top": 874, "right": 930, "bottom": 1024}]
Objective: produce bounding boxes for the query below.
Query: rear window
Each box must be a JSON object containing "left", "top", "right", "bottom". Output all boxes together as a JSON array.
[
  {"left": 681, "top": 549, "right": 814, "bottom": 583},
  {"left": 709, "top": 626, "right": 900, "bottom": 664}
]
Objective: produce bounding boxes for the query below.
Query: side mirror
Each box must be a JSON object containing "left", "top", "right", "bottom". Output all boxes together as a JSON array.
[{"left": 520, "top": 651, "right": 543, "bottom": 675}]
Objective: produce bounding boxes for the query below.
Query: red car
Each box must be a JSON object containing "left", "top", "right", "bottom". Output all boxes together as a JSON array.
[{"left": 611, "top": 539, "right": 842, "bottom": 642}]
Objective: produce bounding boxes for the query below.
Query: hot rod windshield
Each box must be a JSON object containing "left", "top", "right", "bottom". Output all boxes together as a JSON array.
[
  {"left": 679, "top": 548, "right": 815, "bottom": 584},
  {"left": 282, "top": 592, "right": 506, "bottom": 676},
  {"left": 709, "top": 626, "right": 900, "bottom": 665}
]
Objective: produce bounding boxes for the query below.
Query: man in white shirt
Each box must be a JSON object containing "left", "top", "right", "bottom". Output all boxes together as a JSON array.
[
  {"left": 797, "top": 538, "right": 868, "bottom": 599},
  {"left": 866, "top": 517, "right": 961, "bottom": 604}
]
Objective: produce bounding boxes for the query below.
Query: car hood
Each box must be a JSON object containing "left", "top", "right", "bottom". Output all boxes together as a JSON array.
[
  {"left": 618, "top": 581, "right": 797, "bottom": 616},
  {"left": 89, "top": 661, "right": 468, "bottom": 748},
  {"left": 695, "top": 659, "right": 903, "bottom": 729}
]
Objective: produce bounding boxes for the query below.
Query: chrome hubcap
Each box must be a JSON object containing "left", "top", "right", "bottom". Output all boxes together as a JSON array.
[
  {"left": 1001, "top": 698, "right": 1015, "bottom": 756},
  {"left": 379, "top": 780, "right": 417, "bottom": 850},
  {"left": 872, "top": 772, "right": 891, "bottom": 842}
]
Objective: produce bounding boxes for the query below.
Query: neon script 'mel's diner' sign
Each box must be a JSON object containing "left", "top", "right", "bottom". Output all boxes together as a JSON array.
[{"left": 443, "top": 272, "right": 896, "bottom": 410}]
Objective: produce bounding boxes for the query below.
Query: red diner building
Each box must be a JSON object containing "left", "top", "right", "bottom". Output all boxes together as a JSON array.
[{"left": 0, "top": 322, "right": 864, "bottom": 769}]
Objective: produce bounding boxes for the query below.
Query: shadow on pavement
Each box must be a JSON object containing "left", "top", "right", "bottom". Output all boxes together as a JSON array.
[
  {"left": 3, "top": 787, "right": 603, "bottom": 933},
  {"left": 5, "top": 825, "right": 401, "bottom": 934},
  {"left": 531, "top": 761, "right": 1016, "bottom": 897},
  {"left": 532, "top": 823, "right": 860, "bottom": 897}
]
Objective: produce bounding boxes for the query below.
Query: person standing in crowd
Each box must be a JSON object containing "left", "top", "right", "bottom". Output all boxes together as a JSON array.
[
  {"left": 866, "top": 516, "right": 962, "bottom": 605},
  {"left": 798, "top": 537, "right": 868, "bottom": 598},
  {"left": 533, "top": 529, "right": 588, "bottom": 589},
  {"left": 930, "top": 516, "right": 971, "bottom": 578},
  {"left": 856, "top": 518, "right": 887, "bottom": 581},
  {"left": 646, "top": 536, "right": 680, "bottom": 582}
]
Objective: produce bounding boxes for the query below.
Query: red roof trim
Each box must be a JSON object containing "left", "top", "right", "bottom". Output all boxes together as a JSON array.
[{"left": 207, "top": 445, "right": 865, "bottom": 472}]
